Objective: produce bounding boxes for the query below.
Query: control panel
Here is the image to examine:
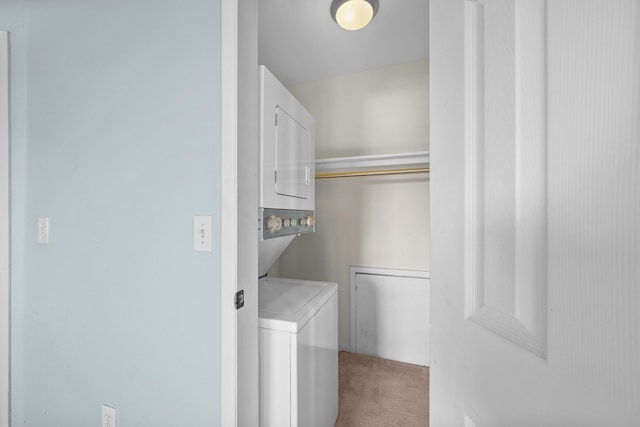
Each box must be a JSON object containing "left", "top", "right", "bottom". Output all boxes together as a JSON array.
[{"left": 260, "top": 208, "right": 316, "bottom": 240}]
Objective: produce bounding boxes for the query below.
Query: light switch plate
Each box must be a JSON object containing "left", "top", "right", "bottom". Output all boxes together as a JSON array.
[
  {"left": 38, "top": 217, "right": 49, "bottom": 244},
  {"left": 194, "top": 215, "right": 213, "bottom": 252}
]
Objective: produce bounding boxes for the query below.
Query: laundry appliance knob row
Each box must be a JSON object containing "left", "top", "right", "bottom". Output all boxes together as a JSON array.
[{"left": 262, "top": 209, "right": 316, "bottom": 239}]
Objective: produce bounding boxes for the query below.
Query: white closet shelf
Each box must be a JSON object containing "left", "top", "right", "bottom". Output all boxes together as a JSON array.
[{"left": 315, "top": 151, "right": 430, "bottom": 179}]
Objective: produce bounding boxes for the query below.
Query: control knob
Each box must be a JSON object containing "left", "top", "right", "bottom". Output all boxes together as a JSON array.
[
  {"left": 300, "top": 215, "right": 316, "bottom": 228},
  {"left": 266, "top": 215, "right": 283, "bottom": 233}
]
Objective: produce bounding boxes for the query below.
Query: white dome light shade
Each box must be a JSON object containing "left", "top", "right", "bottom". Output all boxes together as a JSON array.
[{"left": 331, "top": 0, "right": 379, "bottom": 31}]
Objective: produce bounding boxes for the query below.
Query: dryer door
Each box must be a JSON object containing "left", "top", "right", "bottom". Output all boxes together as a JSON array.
[
  {"left": 259, "top": 65, "right": 314, "bottom": 211},
  {"left": 275, "top": 106, "right": 310, "bottom": 200}
]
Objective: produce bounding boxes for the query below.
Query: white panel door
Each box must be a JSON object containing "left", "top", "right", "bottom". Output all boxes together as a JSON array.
[
  {"left": 352, "top": 268, "right": 430, "bottom": 366},
  {"left": 431, "top": 1, "right": 640, "bottom": 425}
]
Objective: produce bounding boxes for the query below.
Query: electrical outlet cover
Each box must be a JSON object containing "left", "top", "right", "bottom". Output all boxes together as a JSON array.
[{"left": 102, "top": 404, "right": 116, "bottom": 427}]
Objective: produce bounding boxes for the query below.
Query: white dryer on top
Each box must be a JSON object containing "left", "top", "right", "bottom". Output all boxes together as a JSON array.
[
  {"left": 259, "top": 64, "right": 315, "bottom": 212},
  {"left": 258, "top": 65, "right": 317, "bottom": 275}
]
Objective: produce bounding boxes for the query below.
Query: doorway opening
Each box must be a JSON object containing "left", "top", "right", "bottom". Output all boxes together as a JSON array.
[{"left": 256, "top": 2, "right": 430, "bottom": 424}]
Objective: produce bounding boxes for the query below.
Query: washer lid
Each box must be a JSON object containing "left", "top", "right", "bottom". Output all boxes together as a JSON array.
[{"left": 258, "top": 277, "right": 337, "bottom": 333}]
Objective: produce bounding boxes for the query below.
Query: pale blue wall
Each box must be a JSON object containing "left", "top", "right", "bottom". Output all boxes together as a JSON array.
[{"left": 2, "top": 0, "right": 223, "bottom": 425}]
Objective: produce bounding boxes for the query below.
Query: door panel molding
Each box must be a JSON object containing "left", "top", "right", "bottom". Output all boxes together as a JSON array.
[{"left": 463, "top": 0, "right": 548, "bottom": 358}]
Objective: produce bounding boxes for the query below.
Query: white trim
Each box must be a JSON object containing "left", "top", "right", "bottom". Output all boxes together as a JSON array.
[
  {"left": 349, "top": 266, "right": 430, "bottom": 353},
  {"left": 315, "top": 151, "right": 429, "bottom": 175},
  {"left": 220, "top": 2, "right": 238, "bottom": 426},
  {"left": 0, "top": 29, "right": 10, "bottom": 427}
]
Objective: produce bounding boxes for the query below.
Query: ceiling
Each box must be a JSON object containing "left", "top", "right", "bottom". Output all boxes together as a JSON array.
[{"left": 258, "top": 0, "right": 429, "bottom": 86}]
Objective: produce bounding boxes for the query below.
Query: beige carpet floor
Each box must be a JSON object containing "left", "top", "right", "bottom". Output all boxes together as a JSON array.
[{"left": 335, "top": 351, "right": 429, "bottom": 427}]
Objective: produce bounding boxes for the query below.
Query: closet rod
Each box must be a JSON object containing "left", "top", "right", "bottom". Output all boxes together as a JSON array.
[{"left": 315, "top": 167, "right": 430, "bottom": 179}]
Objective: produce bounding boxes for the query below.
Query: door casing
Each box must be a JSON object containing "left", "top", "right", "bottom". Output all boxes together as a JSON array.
[{"left": 1, "top": 28, "right": 10, "bottom": 427}]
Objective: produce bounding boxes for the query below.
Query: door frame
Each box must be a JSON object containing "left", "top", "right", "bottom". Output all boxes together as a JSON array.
[
  {"left": 220, "top": 1, "right": 238, "bottom": 423},
  {"left": 221, "top": 1, "right": 259, "bottom": 426},
  {"left": 1, "top": 29, "right": 10, "bottom": 427}
]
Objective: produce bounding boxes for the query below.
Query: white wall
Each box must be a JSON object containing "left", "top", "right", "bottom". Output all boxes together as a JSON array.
[
  {"left": 288, "top": 61, "right": 429, "bottom": 158},
  {"left": 273, "top": 61, "right": 429, "bottom": 350}
]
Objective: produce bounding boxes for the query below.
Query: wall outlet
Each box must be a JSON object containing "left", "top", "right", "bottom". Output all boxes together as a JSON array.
[
  {"left": 193, "top": 215, "right": 213, "bottom": 252},
  {"left": 102, "top": 404, "right": 116, "bottom": 427}
]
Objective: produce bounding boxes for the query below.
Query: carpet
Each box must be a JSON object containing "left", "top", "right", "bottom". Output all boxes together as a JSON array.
[{"left": 335, "top": 351, "right": 429, "bottom": 427}]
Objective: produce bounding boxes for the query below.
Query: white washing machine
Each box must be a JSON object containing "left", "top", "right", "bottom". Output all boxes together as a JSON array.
[{"left": 258, "top": 277, "right": 338, "bottom": 427}]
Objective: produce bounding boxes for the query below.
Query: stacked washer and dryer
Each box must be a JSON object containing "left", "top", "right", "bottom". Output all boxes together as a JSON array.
[{"left": 257, "top": 65, "right": 339, "bottom": 427}]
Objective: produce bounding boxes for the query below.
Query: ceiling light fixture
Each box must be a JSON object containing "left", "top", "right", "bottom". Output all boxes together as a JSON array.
[{"left": 330, "top": 0, "right": 379, "bottom": 31}]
